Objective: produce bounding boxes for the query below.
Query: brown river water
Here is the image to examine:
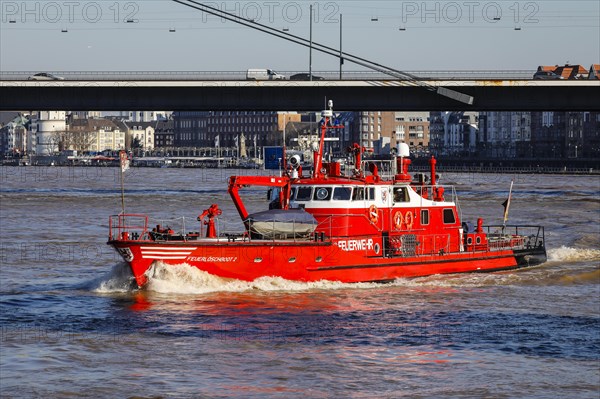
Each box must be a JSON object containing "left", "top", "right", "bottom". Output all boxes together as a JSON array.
[{"left": 1, "top": 167, "right": 598, "bottom": 398}]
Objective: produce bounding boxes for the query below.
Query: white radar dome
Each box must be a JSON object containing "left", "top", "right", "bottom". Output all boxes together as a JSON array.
[{"left": 398, "top": 143, "right": 410, "bottom": 157}]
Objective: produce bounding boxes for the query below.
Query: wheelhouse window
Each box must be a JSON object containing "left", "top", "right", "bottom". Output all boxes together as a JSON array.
[
  {"left": 443, "top": 208, "right": 456, "bottom": 224},
  {"left": 393, "top": 187, "right": 409, "bottom": 202},
  {"left": 421, "top": 209, "right": 429, "bottom": 225},
  {"left": 353, "top": 187, "right": 375, "bottom": 201},
  {"left": 333, "top": 187, "right": 352, "bottom": 201},
  {"left": 352, "top": 187, "right": 365, "bottom": 201},
  {"left": 296, "top": 186, "right": 312, "bottom": 201},
  {"left": 313, "top": 187, "right": 332, "bottom": 201}
]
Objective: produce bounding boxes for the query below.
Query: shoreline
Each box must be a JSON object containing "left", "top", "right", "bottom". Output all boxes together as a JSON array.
[{"left": 1, "top": 162, "right": 598, "bottom": 175}]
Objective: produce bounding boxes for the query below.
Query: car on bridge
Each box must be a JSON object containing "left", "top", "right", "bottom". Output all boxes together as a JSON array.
[
  {"left": 290, "top": 73, "right": 324, "bottom": 81},
  {"left": 28, "top": 73, "right": 64, "bottom": 81},
  {"left": 533, "top": 71, "right": 564, "bottom": 80},
  {"left": 246, "top": 69, "right": 286, "bottom": 80}
]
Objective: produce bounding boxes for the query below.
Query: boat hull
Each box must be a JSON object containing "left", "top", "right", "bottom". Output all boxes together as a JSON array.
[{"left": 109, "top": 238, "right": 547, "bottom": 288}]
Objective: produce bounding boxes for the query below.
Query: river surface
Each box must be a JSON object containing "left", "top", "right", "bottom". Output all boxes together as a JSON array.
[{"left": 1, "top": 167, "right": 599, "bottom": 398}]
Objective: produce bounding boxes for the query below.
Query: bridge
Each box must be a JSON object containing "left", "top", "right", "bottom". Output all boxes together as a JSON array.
[
  {"left": 3, "top": 0, "right": 598, "bottom": 112},
  {"left": 1, "top": 74, "right": 598, "bottom": 111}
]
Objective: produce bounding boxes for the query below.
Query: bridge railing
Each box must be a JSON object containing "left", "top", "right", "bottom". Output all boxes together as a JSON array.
[{"left": 0, "top": 70, "right": 536, "bottom": 81}]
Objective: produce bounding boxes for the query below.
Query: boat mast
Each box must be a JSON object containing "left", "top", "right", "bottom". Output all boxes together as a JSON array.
[
  {"left": 313, "top": 100, "right": 333, "bottom": 179},
  {"left": 118, "top": 150, "right": 129, "bottom": 214}
]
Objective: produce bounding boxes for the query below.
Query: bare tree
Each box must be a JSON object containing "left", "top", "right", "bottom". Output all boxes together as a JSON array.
[
  {"left": 55, "top": 128, "right": 97, "bottom": 153},
  {"left": 70, "top": 129, "right": 96, "bottom": 152}
]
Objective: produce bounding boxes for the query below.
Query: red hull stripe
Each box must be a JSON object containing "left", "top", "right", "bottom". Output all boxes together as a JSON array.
[
  {"left": 140, "top": 246, "right": 196, "bottom": 259},
  {"left": 307, "top": 253, "right": 515, "bottom": 271},
  {"left": 142, "top": 251, "right": 194, "bottom": 255},
  {"left": 140, "top": 246, "right": 197, "bottom": 251}
]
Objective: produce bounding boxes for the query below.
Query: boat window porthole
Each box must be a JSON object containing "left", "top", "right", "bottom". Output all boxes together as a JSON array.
[
  {"left": 467, "top": 237, "right": 473, "bottom": 245},
  {"left": 316, "top": 188, "right": 329, "bottom": 200},
  {"left": 289, "top": 257, "right": 296, "bottom": 263},
  {"left": 254, "top": 257, "right": 263, "bottom": 263},
  {"left": 476, "top": 237, "right": 481, "bottom": 244},
  {"left": 315, "top": 256, "right": 322, "bottom": 262}
]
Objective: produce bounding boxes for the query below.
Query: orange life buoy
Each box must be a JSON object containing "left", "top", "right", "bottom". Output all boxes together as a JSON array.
[
  {"left": 404, "top": 211, "right": 414, "bottom": 230},
  {"left": 393, "top": 211, "right": 403, "bottom": 230},
  {"left": 368, "top": 205, "right": 378, "bottom": 224}
]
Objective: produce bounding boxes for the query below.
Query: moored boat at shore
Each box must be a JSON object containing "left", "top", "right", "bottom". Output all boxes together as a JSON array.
[{"left": 108, "top": 102, "right": 547, "bottom": 288}]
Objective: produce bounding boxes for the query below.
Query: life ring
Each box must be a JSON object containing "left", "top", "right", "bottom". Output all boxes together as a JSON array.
[
  {"left": 393, "top": 211, "right": 403, "bottom": 230},
  {"left": 404, "top": 211, "right": 414, "bottom": 230},
  {"left": 368, "top": 205, "right": 378, "bottom": 224}
]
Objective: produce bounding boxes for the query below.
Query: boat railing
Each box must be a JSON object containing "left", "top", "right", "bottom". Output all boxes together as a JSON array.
[
  {"left": 109, "top": 214, "right": 149, "bottom": 241},
  {"left": 484, "top": 225, "right": 545, "bottom": 251},
  {"left": 410, "top": 184, "right": 458, "bottom": 205},
  {"left": 411, "top": 184, "right": 461, "bottom": 221},
  {"left": 230, "top": 214, "right": 338, "bottom": 243},
  {"left": 111, "top": 212, "right": 327, "bottom": 243},
  {"left": 363, "top": 159, "right": 396, "bottom": 179},
  {"left": 385, "top": 232, "right": 453, "bottom": 257},
  {"left": 146, "top": 216, "right": 196, "bottom": 241},
  {"left": 110, "top": 214, "right": 209, "bottom": 242},
  {"left": 314, "top": 213, "right": 386, "bottom": 236},
  {"left": 149, "top": 213, "right": 276, "bottom": 242}
]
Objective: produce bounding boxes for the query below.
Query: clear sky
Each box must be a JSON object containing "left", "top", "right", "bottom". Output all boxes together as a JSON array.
[{"left": 1, "top": 0, "right": 598, "bottom": 72}]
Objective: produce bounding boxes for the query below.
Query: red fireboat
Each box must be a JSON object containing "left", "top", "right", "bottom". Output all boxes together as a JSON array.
[{"left": 108, "top": 102, "right": 547, "bottom": 288}]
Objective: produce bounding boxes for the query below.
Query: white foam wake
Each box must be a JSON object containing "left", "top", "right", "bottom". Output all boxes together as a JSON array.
[
  {"left": 145, "top": 262, "right": 383, "bottom": 294},
  {"left": 90, "top": 263, "right": 136, "bottom": 293},
  {"left": 142, "top": 262, "right": 568, "bottom": 293},
  {"left": 547, "top": 246, "right": 600, "bottom": 263}
]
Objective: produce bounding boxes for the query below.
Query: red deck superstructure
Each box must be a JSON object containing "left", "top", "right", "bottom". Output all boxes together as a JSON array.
[{"left": 108, "top": 103, "right": 546, "bottom": 288}]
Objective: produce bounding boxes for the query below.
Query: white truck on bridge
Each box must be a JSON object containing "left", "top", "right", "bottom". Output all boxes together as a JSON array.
[{"left": 246, "top": 69, "right": 286, "bottom": 80}]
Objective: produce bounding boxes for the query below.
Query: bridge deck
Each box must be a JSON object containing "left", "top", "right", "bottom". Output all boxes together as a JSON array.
[{"left": 1, "top": 80, "right": 598, "bottom": 111}]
